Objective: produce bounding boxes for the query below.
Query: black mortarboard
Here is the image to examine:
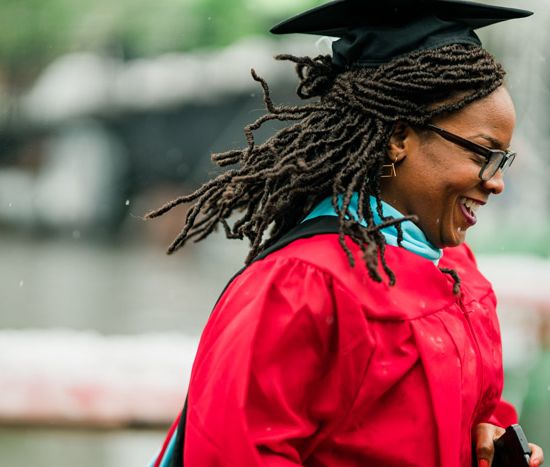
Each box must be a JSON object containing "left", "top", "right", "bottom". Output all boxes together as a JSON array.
[{"left": 271, "top": 0, "right": 532, "bottom": 68}]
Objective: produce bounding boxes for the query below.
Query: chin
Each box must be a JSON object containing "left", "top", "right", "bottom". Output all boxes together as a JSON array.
[
  {"left": 424, "top": 223, "right": 467, "bottom": 249},
  {"left": 444, "top": 241, "right": 465, "bottom": 249},
  {"left": 440, "top": 233, "right": 467, "bottom": 248}
]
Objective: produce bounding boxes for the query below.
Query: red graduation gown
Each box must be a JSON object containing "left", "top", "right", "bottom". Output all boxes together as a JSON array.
[{"left": 181, "top": 234, "right": 517, "bottom": 466}]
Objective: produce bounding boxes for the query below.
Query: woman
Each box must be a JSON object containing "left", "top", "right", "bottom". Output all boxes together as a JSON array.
[{"left": 150, "top": 1, "right": 545, "bottom": 465}]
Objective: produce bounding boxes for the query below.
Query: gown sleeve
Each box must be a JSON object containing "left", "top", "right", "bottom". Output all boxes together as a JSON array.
[
  {"left": 485, "top": 399, "right": 519, "bottom": 428},
  {"left": 184, "top": 256, "right": 373, "bottom": 466}
]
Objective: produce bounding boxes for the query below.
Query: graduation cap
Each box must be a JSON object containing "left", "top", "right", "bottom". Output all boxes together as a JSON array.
[{"left": 271, "top": 0, "right": 533, "bottom": 67}]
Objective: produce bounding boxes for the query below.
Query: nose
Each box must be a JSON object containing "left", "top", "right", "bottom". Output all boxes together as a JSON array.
[{"left": 482, "top": 169, "right": 505, "bottom": 195}]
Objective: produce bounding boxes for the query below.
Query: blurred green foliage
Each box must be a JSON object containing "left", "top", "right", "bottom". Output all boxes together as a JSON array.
[{"left": 0, "top": 0, "right": 318, "bottom": 84}]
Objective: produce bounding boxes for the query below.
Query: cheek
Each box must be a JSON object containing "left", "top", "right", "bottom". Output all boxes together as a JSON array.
[
  {"left": 447, "top": 165, "right": 481, "bottom": 192},
  {"left": 428, "top": 150, "right": 481, "bottom": 192},
  {"left": 420, "top": 167, "right": 477, "bottom": 228},
  {"left": 411, "top": 144, "right": 457, "bottom": 190}
]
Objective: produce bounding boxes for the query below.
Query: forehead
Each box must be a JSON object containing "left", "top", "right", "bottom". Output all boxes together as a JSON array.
[{"left": 434, "top": 87, "right": 516, "bottom": 146}]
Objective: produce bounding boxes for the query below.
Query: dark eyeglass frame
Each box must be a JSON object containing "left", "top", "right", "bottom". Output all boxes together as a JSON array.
[{"left": 423, "top": 123, "right": 516, "bottom": 181}]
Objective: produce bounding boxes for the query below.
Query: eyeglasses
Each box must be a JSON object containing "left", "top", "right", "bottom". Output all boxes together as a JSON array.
[{"left": 423, "top": 124, "right": 516, "bottom": 181}]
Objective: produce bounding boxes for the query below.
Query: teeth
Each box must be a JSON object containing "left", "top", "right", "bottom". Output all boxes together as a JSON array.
[{"left": 462, "top": 198, "right": 481, "bottom": 214}]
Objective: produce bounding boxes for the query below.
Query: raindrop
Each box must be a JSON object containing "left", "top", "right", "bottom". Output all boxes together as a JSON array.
[
  {"left": 326, "top": 316, "right": 334, "bottom": 325},
  {"left": 430, "top": 335, "right": 444, "bottom": 345},
  {"left": 8, "top": 202, "right": 12, "bottom": 208},
  {"left": 125, "top": 199, "right": 131, "bottom": 206},
  {"left": 266, "top": 426, "right": 272, "bottom": 432},
  {"left": 19, "top": 280, "right": 24, "bottom": 287},
  {"left": 72, "top": 230, "right": 81, "bottom": 240},
  {"left": 207, "top": 16, "right": 212, "bottom": 21}
]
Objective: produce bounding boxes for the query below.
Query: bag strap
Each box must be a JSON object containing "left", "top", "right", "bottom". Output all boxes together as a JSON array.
[{"left": 169, "top": 216, "right": 340, "bottom": 466}]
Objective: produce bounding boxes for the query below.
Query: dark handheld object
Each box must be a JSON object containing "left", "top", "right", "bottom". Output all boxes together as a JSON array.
[{"left": 492, "top": 424, "right": 532, "bottom": 467}]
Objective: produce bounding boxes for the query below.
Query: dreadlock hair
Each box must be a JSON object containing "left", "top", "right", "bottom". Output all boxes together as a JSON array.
[{"left": 146, "top": 43, "right": 505, "bottom": 291}]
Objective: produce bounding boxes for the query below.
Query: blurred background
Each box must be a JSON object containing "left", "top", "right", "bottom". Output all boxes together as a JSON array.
[{"left": 0, "top": 0, "right": 548, "bottom": 465}]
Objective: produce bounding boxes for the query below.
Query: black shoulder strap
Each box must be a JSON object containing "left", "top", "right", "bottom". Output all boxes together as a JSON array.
[
  {"left": 169, "top": 216, "right": 340, "bottom": 466},
  {"left": 253, "top": 215, "right": 340, "bottom": 262}
]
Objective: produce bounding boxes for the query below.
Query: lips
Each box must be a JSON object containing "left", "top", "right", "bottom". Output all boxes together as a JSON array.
[{"left": 459, "top": 197, "right": 483, "bottom": 226}]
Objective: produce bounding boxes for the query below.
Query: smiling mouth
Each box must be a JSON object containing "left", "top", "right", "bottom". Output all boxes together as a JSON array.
[{"left": 459, "top": 197, "right": 482, "bottom": 226}]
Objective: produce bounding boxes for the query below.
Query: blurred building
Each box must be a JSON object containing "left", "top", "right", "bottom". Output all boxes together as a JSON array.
[{"left": 0, "top": 36, "right": 314, "bottom": 239}]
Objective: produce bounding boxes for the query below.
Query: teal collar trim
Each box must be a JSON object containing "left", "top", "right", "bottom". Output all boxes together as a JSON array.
[{"left": 304, "top": 193, "right": 443, "bottom": 264}]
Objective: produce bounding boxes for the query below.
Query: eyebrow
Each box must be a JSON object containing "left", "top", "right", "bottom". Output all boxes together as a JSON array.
[{"left": 471, "top": 133, "right": 507, "bottom": 150}]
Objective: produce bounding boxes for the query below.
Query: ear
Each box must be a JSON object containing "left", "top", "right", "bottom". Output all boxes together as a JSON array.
[{"left": 387, "top": 121, "right": 411, "bottom": 163}]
